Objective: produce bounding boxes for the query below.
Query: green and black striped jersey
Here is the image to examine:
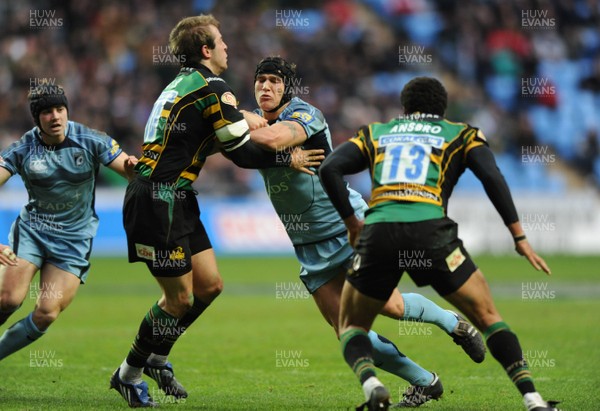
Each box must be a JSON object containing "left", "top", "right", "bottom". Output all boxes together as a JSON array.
[
  {"left": 136, "top": 65, "right": 250, "bottom": 190},
  {"left": 349, "top": 113, "right": 487, "bottom": 223}
]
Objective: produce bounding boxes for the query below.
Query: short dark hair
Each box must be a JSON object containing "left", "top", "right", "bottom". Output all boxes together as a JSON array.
[
  {"left": 169, "top": 14, "right": 220, "bottom": 68},
  {"left": 28, "top": 84, "right": 68, "bottom": 126},
  {"left": 400, "top": 77, "right": 447, "bottom": 116}
]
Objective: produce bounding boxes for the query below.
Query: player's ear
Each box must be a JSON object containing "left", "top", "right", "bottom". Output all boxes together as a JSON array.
[{"left": 200, "top": 44, "right": 211, "bottom": 59}]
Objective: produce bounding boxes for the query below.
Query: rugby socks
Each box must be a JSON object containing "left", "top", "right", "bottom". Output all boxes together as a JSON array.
[
  {"left": 151, "top": 295, "right": 209, "bottom": 357},
  {"left": 121, "top": 303, "right": 179, "bottom": 382},
  {"left": 122, "top": 297, "right": 210, "bottom": 382},
  {"left": 484, "top": 321, "right": 536, "bottom": 395},
  {"left": 340, "top": 328, "right": 377, "bottom": 384},
  {"left": 402, "top": 293, "right": 458, "bottom": 334},
  {"left": 369, "top": 330, "right": 433, "bottom": 386},
  {"left": 0, "top": 312, "right": 45, "bottom": 360}
]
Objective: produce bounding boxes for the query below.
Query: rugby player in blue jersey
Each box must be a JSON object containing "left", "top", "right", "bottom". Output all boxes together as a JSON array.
[
  {"left": 0, "top": 84, "right": 137, "bottom": 361},
  {"left": 247, "top": 57, "right": 486, "bottom": 408}
]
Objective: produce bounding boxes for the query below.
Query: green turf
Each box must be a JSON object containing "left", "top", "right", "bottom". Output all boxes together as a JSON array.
[{"left": 0, "top": 255, "right": 598, "bottom": 410}]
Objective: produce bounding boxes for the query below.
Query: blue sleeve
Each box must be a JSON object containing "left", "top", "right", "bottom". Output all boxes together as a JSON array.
[
  {"left": 85, "top": 126, "right": 123, "bottom": 166},
  {"left": 281, "top": 103, "right": 326, "bottom": 140},
  {"left": 0, "top": 138, "right": 26, "bottom": 176}
]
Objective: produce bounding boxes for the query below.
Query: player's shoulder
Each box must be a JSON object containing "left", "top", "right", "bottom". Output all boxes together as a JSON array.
[
  {"left": 67, "top": 121, "right": 117, "bottom": 149},
  {"left": 282, "top": 97, "right": 323, "bottom": 124},
  {"left": 67, "top": 121, "right": 109, "bottom": 139},
  {"left": 196, "top": 66, "right": 239, "bottom": 109},
  {"left": 6, "top": 127, "right": 38, "bottom": 151}
]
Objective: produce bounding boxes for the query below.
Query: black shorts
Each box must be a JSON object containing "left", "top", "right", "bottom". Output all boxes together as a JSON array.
[
  {"left": 347, "top": 217, "right": 477, "bottom": 301},
  {"left": 123, "top": 177, "right": 212, "bottom": 277}
]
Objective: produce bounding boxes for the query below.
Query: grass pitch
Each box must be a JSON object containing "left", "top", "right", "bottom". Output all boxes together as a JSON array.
[{"left": 0, "top": 255, "right": 598, "bottom": 410}]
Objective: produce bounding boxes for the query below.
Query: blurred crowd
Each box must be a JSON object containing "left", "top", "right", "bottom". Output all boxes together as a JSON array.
[{"left": 0, "top": 0, "right": 599, "bottom": 195}]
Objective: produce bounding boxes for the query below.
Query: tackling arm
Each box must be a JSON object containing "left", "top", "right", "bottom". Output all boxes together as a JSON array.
[{"left": 250, "top": 120, "right": 308, "bottom": 151}]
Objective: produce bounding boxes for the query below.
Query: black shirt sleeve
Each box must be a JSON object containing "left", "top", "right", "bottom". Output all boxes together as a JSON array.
[
  {"left": 224, "top": 138, "right": 290, "bottom": 169},
  {"left": 465, "top": 144, "right": 519, "bottom": 225},
  {"left": 319, "top": 142, "right": 368, "bottom": 219}
]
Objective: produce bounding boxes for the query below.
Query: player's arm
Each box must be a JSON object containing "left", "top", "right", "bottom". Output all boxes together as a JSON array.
[
  {"left": 250, "top": 120, "right": 308, "bottom": 151},
  {"left": 106, "top": 152, "right": 138, "bottom": 181},
  {"left": 319, "top": 141, "right": 368, "bottom": 247},
  {"left": 466, "top": 145, "right": 551, "bottom": 274},
  {"left": 216, "top": 119, "right": 322, "bottom": 174},
  {"left": 240, "top": 110, "right": 268, "bottom": 130}
]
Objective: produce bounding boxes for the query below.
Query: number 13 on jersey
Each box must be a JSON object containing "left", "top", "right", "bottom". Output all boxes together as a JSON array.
[{"left": 380, "top": 142, "right": 432, "bottom": 185}]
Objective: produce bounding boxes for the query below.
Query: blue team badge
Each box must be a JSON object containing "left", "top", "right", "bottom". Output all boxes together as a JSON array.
[{"left": 74, "top": 152, "right": 84, "bottom": 166}]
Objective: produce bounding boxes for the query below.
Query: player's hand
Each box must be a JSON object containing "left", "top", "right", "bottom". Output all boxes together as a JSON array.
[
  {"left": 290, "top": 147, "right": 324, "bottom": 175},
  {"left": 124, "top": 155, "right": 139, "bottom": 181},
  {"left": 0, "top": 244, "right": 17, "bottom": 266},
  {"left": 241, "top": 110, "right": 269, "bottom": 130},
  {"left": 344, "top": 215, "right": 364, "bottom": 248},
  {"left": 515, "top": 239, "right": 551, "bottom": 275}
]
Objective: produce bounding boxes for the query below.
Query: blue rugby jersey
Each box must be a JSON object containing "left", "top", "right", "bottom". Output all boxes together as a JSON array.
[
  {"left": 256, "top": 97, "right": 365, "bottom": 245},
  {"left": 0, "top": 121, "right": 122, "bottom": 239}
]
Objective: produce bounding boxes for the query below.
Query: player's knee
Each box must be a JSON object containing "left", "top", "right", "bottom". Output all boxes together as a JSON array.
[
  {"left": 470, "top": 304, "right": 502, "bottom": 330},
  {"left": 195, "top": 274, "right": 223, "bottom": 302},
  {"left": 32, "top": 307, "right": 60, "bottom": 330},
  {"left": 207, "top": 275, "right": 223, "bottom": 298},
  {"left": 0, "top": 292, "right": 24, "bottom": 312}
]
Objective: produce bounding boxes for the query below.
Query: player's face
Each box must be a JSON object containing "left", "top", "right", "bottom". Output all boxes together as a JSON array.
[
  {"left": 206, "top": 25, "right": 228, "bottom": 74},
  {"left": 255, "top": 74, "right": 285, "bottom": 112},
  {"left": 38, "top": 105, "right": 67, "bottom": 141}
]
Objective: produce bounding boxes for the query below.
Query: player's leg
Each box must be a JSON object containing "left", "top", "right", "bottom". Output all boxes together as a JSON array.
[
  {"left": 144, "top": 247, "right": 222, "bottom": 398},
  {"left": 312, "top": 271, "right": 436, "bottom": 389},
  {"left": 0, "top": 259, "right": 37, "bottom": 327},
  {"left": 117, "top": 270, "right": 192, "bottom": 383},
  {"left": 0, "top": 220, "right": 43, "bottom": 326},
  {"left": 299, "top": 234, "right": 439, "bottom": 393},
  {"left": 0, "top": 262, "right": 80, "bottom": 360},
  {"left": 112, "top": 269, "right": 192, "bottom": 407},
  {"left": 339, "top": 280, "right": 391, "bottom": 410},
  {"left": 443, "top": 269, "right": 559, "bottom": 411}
]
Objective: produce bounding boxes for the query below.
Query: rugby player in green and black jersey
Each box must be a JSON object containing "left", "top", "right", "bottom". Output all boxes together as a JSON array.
[
  {"left": 319, "top": 77, "right": 559, "bottom": 411},
  {"left": 109, "top": 14, "right": 323, "bottom": 408}
]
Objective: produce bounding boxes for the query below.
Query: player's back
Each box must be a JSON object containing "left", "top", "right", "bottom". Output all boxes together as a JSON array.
[
  {"left": 137, "top": 66, "right": 241, "bottom": 190},
  {"left": 350, "top": 113, "right": 484, "bottom": 223}
]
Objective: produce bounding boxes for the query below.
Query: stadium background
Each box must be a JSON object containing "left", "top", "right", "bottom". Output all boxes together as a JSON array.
[
  {"left": 0, "top": 1, "right": 599, "bottom": 410},
  {"left": 1, "top": 0, "right": 599, "bottom": 256}
]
